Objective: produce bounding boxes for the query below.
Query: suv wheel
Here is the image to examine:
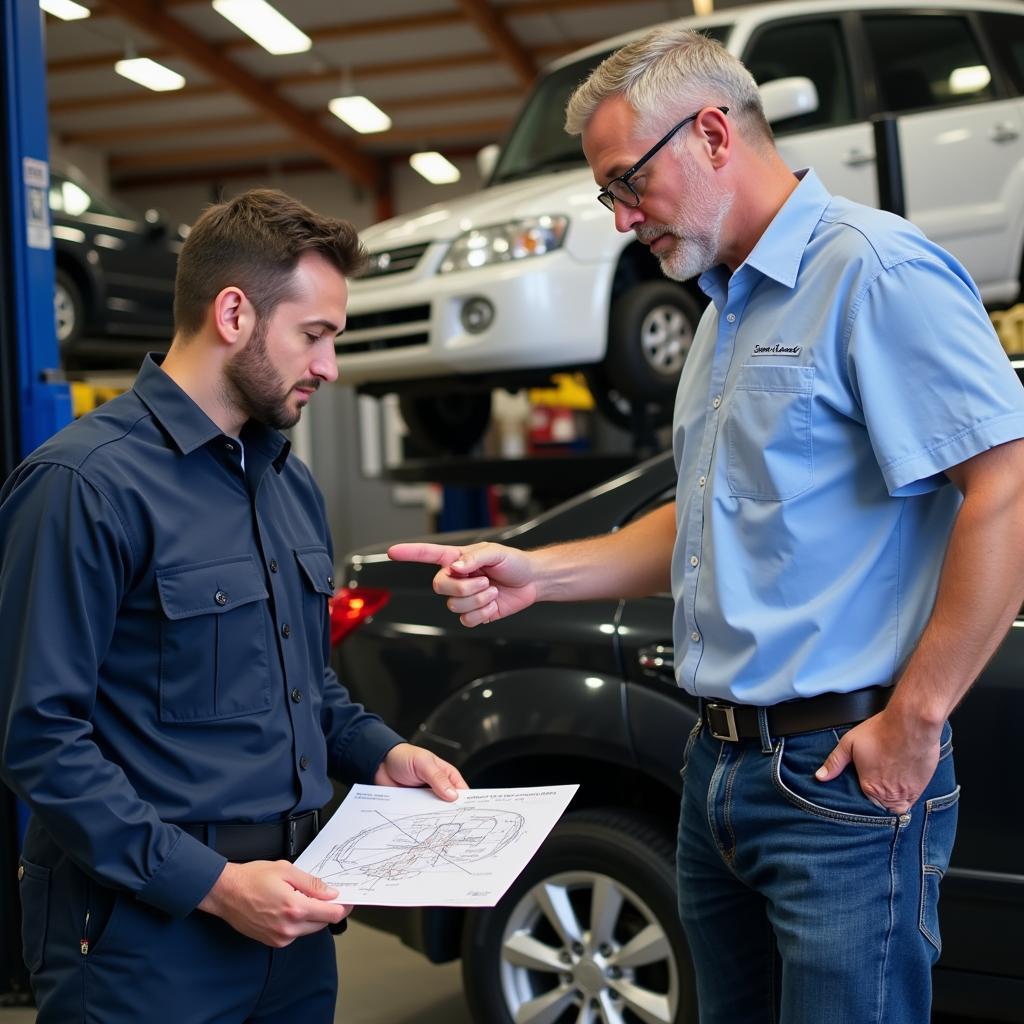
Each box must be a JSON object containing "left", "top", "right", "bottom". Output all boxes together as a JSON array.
[
  {"left": 606, "top": 282, "right": 702, "bottom": 407},
  {"left": 461, "top": 809, "right": 696, "bottom": 1024},
  {"left": 54, "top": 268, "right": 85, "bottom": 352},
  {"left": 398, "top": 392, "right": 492, "bottom": 456}
]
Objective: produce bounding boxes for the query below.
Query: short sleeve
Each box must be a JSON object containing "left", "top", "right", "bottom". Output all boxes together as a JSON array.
[{"left": 847, "top": 257, "right": 1024, "bottom": 496}]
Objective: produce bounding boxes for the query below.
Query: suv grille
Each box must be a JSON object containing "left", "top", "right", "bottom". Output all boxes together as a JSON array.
[
  {"left": 338, "top": 304, "right": 431, "bottom": 354},
  {"left": 359, "top": 243, "right": 430, "bottom": 279}
]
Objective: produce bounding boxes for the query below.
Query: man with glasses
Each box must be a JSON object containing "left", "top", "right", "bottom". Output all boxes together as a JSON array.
[{"left": 390, "top": 25, "right": 1024, "bottom": 1023}]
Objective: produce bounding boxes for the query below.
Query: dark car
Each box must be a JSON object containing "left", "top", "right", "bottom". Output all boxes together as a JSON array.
[
  {"left": 330, "top": 362, "right": 1024, "bottom": 1024},
  {"left": 50, "top": 169, "right": 179, "bottom": 368}
]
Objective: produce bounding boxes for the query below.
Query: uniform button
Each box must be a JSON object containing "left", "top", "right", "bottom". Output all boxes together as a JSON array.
[
  {"left": 689, "top": 555, "right": 699, "bottom": 568},
  {"left": 281, "top": 623, "right": 291, "bottom": 639},
  {"left": 214, "top": 590, "right": 228, "bottom": 606},
  {"left": 17, "top": 865, "right": 24, "bottom": 881},
  {"left": 299, "top": 755, "right": 309, "bottom": 771},
  {"left": 699, "top": 475, "right": 706, "bottom": 487},
  {"left": 726, "top": 313, "right": 736, "bottom": 323},
  {"left": 269, "top": 559, "right": 279, "bottom": 573},
  {"left": 712, "top": 396, "right": 721, "bottom": 409},
  {"left": 291, "top": 688, "right": 303, "bottom": 703},
  {"left": 327, "top": 576, "right": 335, "bottom": 590},
  {"left": 224, "top": 442, "right": 235, "bottom": 452},
  {"left": 691, "top": 631, "right": 701, "bottom": 643}
]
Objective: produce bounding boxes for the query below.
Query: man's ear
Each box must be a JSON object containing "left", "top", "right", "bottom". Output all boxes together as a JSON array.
[
  {"left": 211, "top": 286, "right": 253, "bottom": 348},
  {"left": 698, "top": 106, "right": 731, "bottom": 170}
]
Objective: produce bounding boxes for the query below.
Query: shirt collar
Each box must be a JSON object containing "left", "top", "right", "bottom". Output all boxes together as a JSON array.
[
  {"left": 133, "top": 353, "right": 291, "bottom": 470},
  {"left": 698, "top": 168, "right": 832, "bottom": 304}
]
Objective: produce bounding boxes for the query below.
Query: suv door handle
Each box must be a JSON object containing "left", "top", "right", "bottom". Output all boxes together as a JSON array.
[
  {"left": 842, "top": 148, "right": 876, "bottom": 167},
  {"left": 638, "top": 644, "right": 675, "bottom": 681},
  {"left": 990, "top": 121, "right": 1020, "bottom": 143}
]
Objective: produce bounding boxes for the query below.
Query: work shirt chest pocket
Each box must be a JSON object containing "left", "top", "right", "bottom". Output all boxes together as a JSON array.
[
  {"left": 156, "top": 555, "right": 271, "bottom": 723},
  {"left": 725, "top": 364, "right": 815, "bottom": 501},
  {"left": 295, "top": 546, "right": 336, "bottom": 666}
]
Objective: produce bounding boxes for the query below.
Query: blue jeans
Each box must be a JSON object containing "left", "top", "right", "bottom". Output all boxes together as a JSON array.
[{"left": 676, "top": 717, "right": 958, "bottom": 1024}]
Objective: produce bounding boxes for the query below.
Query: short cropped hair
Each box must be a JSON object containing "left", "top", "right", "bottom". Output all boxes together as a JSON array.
[
  {"left": 564, "top": 26, "right": 773, "bottom": 148},
  {"left": 173, "top": 188, "right": 366, "bottom": 337}
]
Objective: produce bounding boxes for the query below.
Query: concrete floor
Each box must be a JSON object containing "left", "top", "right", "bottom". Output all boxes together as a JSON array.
[{"left": 0, "top": 925, "right": 1002, "bottom": 1023}]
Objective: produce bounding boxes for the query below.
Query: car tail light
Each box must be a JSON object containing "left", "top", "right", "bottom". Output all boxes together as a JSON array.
[{"left": 329, "top": 586, "right": 390, "bottom": 646}]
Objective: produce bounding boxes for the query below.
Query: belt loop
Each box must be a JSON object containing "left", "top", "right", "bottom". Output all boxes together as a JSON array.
[
  {"left": 313, "top": 809, "right": 320, "bottom": 834},
  {"left": 757, "top": 707, "right": 773, "bottom": 754},
  {"left": 206, "top": 824, "right": 216, "bottom": 850}
]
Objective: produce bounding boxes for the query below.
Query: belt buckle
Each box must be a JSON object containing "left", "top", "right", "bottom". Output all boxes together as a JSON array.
[{"left": 706, "top": 702, "right": 740, "bottom": 742}]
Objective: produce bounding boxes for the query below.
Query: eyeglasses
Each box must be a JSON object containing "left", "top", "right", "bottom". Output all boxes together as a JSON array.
[{"left": 597, "top": 106, "right": 729, "bottom": 211}]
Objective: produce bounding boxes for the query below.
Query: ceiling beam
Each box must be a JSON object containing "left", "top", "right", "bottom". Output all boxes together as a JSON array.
[
  {"left": 107, "top": 118, "right": 513, "bottom": 175},
  {"left": 453, "top": 0, "right": 536, "bottom": 87},
  {"left": 59, "top": 87, "right": 523, "bottom": 146},
  {"left": 99, "top": 0, "right": 379, "bottom": 187}
]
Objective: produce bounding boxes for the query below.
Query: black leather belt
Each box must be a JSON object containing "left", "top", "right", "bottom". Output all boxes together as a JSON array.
[
  {"left": 702, "top": 686, "right": 892, "bottom": 742},
  {"left": 176, "top": 809, "right": 320, "bottom": 863}
]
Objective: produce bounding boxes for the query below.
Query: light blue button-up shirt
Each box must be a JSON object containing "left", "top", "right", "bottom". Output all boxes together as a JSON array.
[{"left": 672, "top": 169, "right": 1024, "bottom": 705}]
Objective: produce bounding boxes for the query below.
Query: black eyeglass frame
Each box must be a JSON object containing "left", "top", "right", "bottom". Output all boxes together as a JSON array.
[{"left": 597, "top": 105, "right": 729, "bottom": 211}]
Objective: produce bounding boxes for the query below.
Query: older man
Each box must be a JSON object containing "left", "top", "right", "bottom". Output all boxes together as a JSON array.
[{"left": 390, "top": 27, "right": 1024, "bottom": 1024}]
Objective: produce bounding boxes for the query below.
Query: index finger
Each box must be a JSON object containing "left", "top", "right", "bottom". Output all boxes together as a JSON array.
[{"left": 388, "top": 542, "right": 463, "bottom": 568}]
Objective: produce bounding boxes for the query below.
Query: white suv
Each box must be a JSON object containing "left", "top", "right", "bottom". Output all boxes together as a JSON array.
[{"left": 339, "top": 0, "right": 1024, "bottom": 452}]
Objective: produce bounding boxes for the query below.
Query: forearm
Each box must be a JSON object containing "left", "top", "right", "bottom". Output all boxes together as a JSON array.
[
  {"left": 889, "top": 445, "right": 1024, "bottom": 727},
  {"left": 531, "top": 501, "right": 675, "bottom": 602}
]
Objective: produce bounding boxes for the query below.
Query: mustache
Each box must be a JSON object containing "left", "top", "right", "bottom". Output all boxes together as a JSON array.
[
  {"left": 634, "top": 223, "right": 678, "bottom": 244},
  {"left": 295, "top": 379, "right": 320, "bottom": 391}
]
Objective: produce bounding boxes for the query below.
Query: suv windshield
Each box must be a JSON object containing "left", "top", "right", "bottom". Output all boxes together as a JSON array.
[{"left": 490, "top": 24, "right": 732, "bottom": 186}]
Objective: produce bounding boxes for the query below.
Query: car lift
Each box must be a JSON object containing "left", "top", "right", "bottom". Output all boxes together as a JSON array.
[{"left": 0, "top": 0, "right": 71, "bottom": 1003}]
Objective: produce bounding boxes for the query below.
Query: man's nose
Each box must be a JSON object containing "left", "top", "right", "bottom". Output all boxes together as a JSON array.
[
  {"left": 614, "top": 201, "right": 644, "bottom": 233},
  {"left": 312, "top": 340, "right": 339, "bottom": 383}
]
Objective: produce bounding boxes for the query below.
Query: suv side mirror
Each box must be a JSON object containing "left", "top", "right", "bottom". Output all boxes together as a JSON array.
[
  {"left": 476, "top": 143, "right": 500, "bottom": 182},
  {"left": 758, "top": 76, "right": 819, "bottom": 125}
]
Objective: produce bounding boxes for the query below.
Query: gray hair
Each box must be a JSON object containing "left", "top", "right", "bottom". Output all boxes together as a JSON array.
[{"left": 564, "top": 26, "right": 772, "bottom": 147}]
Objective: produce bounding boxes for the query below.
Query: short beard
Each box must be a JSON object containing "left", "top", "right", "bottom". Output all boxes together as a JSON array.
[
  {"left": 636, "top": 148, "right": 733, "bottom": 282},
  {"left": 221, "top": 317, "right": 299, "bottom": 430}
]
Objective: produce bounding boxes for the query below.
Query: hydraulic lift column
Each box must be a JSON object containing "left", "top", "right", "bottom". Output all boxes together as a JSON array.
[{"left": 0, "top": 0, "right": 71, "bottom": 1002}]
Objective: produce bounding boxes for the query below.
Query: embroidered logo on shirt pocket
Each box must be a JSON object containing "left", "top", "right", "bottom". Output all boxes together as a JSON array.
[
  {"left": 725, "top": 364, "right": 815, "bottom": 501},
  {"left": 156, "top": 555, "right": 270, "bottom": 723}
]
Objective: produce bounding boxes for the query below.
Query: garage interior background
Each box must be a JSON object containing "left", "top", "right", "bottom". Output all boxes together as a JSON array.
[{"left": 43, "top": 0, "right": 721, "bottom": 555}]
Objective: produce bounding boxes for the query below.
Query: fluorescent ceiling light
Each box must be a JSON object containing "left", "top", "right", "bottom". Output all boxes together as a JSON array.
[
  {"left": 115, "top": 58, "right": 186, "bottom": 92},
  {"left": 40, "top": 0, "right": 91, "bottom": 18},
  {"left": 328, "top": 96, "right": 392, "bottom": 134},
  {"left": 212, "top": 0, "right": 311, "bottom": 55},
  {"left": 409, "top": 151, "right": 461, "bottom": 185}
]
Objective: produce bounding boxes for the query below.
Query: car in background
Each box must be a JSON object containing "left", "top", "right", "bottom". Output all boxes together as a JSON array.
[
  {"left": 339, "top": 0, "right": 1024, "bottom": 453},
  {"left": 329, "top": 360, "right": 1024, "bottom": 1024},
  {"left": 50, "top": 168, "right": 181, "bottom": 368}
]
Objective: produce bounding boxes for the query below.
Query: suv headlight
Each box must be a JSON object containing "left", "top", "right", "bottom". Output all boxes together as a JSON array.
[{"left": 438, "top": 216, "right": 569, "bottom": 274}]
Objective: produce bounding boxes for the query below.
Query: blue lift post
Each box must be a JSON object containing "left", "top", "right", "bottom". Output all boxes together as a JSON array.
[{"left": 1, "top": 0, "right": 71, "bottom": 1002}]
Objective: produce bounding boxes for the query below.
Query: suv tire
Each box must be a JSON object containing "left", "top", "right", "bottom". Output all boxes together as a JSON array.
[
  {"left": 398, "top": 392, "right": 492, "bottom": 456},
  {"left": 54, "top": 267, "right": 85, "bottom": 355},
  {"left": 460, "top": 808, "right": 697, "bottom": 1024},
  {"left": 606, "top": 282, "right": 702, "bottom": 407}
]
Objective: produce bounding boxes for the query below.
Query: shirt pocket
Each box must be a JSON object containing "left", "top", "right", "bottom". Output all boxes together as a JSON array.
[
  {"left": 294, "top": 546, "right": 336, "bottom": 669},
  {"left": 156, "top": 555, "right": 271, "bottom": 723},
  {"left": 725, "top": 364, "right": 815, "bottom": 501}
]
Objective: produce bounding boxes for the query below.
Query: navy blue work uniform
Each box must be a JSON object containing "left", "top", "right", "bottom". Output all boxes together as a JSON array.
[{"left": 0, "top": 355, "right": 404, "bottom": 1023}]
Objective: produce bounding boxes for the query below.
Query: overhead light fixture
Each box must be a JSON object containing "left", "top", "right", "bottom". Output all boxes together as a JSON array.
[
  {"left": 328, "top": 95, "right": 392, "bottom": 134},
  {"left": 115, "top": 57, "right": 186, "bottom": 92},
  {"left": 409, "top": 151, "right": 461, "bottom": 185},
  {"left": 39, "top": 0, "right": 91, "bottom": 19},
  {"left": 212, "top": 0, "right": 311, "bottom": 55}
]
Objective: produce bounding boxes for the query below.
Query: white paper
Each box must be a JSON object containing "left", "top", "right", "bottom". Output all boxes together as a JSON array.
[{"left": 295, "top": 784, "right": 578, "bottom": 907}]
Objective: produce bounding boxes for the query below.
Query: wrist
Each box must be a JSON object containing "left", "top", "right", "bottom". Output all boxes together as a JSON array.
[{"left": 197, "top": 862, "right": 235, "bottom": 917}]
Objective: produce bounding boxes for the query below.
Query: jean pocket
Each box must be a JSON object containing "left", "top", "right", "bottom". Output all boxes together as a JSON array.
[
  {"left": 725, "top": 364, "right": 815, "bottom": 501},
  {"left": 920, "top": 785, "right": 960, "bottom": 953},
  {"left": 156, "top": 555, "right": 271, "bottom": 723},
  {"left": 18, "top": 858, "right": 49, "bottom": 973},
  {"left": 772, "top": 734, "right": 899, "bottom": 827},
  {"left": 679, "top": 718, "right": 703, "bottom": 784}
]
